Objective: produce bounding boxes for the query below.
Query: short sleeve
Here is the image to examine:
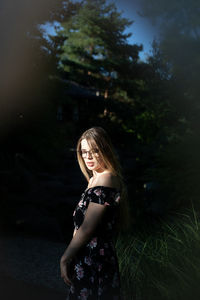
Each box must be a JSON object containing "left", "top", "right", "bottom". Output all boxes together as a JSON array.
[{"left": 86, "top": 186, "right": 120, "bottom": 206}]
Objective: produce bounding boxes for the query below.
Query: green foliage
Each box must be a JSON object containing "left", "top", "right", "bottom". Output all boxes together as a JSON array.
[
  {"left": 133, "top": 0, "right": 200, "bottom": 214},
  {"left": 56, "top": 0, "right": 142, "bottom": 94},
  {"left": 142, "top": 130, "right": 200, "bottom": 211},
  {"left": 117, "top": 204, "right": 200, "bottom": 300},
  {"left": 140, "top": 0, "right": 200, "bottom": 129}
]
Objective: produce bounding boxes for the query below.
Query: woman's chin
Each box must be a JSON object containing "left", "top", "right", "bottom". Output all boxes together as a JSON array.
[{"left": 87, "top": 165, "right": 95, "bottom": 170}]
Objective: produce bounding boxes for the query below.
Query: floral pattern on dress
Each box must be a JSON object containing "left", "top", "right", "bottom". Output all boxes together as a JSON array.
[
  {"left": 67, "top": 186, "right": 121, "bottom": 300},
  {"left": 79, "top": 287, "right": 90, "bottom": 300},
  {"left": 75, "top": 263, "right": 84, "bottom": 280}
]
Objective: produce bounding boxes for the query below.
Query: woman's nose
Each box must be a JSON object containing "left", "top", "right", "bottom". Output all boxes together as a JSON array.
[{"left": 86, "top": 151, "right": 93, "bottom": 158}]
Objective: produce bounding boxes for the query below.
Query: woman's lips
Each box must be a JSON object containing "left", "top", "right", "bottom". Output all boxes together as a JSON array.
[{"left": 87, "top": 162, "right": 94, "bottom": 166}]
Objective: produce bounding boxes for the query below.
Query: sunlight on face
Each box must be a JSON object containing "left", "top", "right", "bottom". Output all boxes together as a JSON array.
[{"left": 81, "top": 139, "right": 105, "bottom": 172}]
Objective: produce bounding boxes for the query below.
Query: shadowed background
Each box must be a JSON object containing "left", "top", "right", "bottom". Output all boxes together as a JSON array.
[{"left": 0, "top": 0, "right": 200, "bottom": 299}]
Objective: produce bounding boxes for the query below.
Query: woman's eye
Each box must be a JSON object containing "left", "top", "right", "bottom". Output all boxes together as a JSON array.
[{"left": 81, "top": 151, "right": 87, "bottom": 155}]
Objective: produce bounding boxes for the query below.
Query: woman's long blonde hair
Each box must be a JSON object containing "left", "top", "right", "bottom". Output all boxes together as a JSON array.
[{"left": 76, "top": 126, "right": 131, "bottom": 233}]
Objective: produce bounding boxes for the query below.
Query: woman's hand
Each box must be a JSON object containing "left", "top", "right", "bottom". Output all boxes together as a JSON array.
[{"left": 60, "top": 257, "right": 72, "bottom": 286}]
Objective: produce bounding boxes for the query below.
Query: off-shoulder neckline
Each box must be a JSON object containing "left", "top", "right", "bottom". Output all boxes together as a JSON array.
[{"left": 84, "top": 185, "right": 120, "bottom": 193}]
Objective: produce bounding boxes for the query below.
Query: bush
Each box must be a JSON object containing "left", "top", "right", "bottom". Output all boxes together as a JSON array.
[{"left": 117, "top": 201, "right": 200, "bottom": 300}]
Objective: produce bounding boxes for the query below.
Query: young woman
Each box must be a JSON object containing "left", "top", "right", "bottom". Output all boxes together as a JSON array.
[{"left": 60, "top": 126, "right": 130, "bottom": 300}]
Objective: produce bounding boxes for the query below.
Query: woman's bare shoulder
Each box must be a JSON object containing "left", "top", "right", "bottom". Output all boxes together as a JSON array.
[{"left": 96, "top": 172, "right": 120, "bottom": 189}]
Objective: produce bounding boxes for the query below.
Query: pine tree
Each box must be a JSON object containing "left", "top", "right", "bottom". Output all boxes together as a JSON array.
[{"left": 56, "top": 0, "right": 142, "bottom": 98}]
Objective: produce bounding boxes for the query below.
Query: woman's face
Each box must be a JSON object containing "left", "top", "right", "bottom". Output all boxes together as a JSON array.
[{"left": 80, "top": 138, "right": 106, "bottom": 173}]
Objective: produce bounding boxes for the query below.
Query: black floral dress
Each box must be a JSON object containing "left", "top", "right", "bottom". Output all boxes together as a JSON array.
[{"left": 66, "top": 185, "right": 121, "bottom": 300}]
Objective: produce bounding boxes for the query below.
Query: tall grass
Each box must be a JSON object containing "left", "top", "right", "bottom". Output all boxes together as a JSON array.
[{"left": 116, "top": 202, "right": 200, "bottom": 300}]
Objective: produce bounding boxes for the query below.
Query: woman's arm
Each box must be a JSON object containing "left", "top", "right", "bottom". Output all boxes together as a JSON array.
[
  {"left": 60, "top": 202, "right": 107, "bottom": 286},
  {"left": 60, "top": 202, "right": 107, "bottom": 263},
  {"left": 61, "top": 173, "right": 118, "bottom": 263}
]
